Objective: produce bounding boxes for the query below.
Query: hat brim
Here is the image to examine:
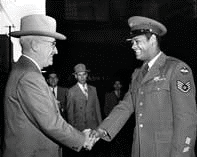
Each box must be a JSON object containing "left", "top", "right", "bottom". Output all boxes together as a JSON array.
[
  {"left": 126, "top": 30, "right": 148, "bottom": 41},
  {"left": 9, "top": 30, "right": 66, "bottom": 40},
  {"left": 126, "top": 29, "right": 157, "bottom": 41},
  {"left": 126, "top": 27, "right": 166, "bottom": 41},
  {"left": 72, "top": 70, "right": 90, "bottom": 75}
]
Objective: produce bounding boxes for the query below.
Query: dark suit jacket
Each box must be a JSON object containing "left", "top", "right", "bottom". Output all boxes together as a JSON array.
[
  {"left": 56, "top": 86, "right": 68, "bottom": 118},
  {"left": 3, "top": 56, "right": 85, "bottom": 157},
  {"left": 104, "top": 91, "right": 123, "bottom": 117},
  {"left": 100, "top": 52, "right": 197, "bottom": 157},
  {"left": 66, "top": 84, "right": 102, "bottom": 131}
]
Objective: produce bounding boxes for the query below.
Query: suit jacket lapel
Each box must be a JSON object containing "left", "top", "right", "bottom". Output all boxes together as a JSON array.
[
  {"left": 141, "top": 52, "right": 167, "bottom": 84},
  {"left": 57, "top": 87, "right": 61, "bottom": 101}
]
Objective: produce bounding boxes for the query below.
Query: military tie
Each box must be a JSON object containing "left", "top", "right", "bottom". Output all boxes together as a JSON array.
[{"left": 142, "top": 63, "right": 149, "bottom": 78}]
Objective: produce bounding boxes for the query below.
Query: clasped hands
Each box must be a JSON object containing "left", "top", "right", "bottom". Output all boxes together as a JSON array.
[{"left": 83, "top": 128, "right": 107, "bottom": 150}]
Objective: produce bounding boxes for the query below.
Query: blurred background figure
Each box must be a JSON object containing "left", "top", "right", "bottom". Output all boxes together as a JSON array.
[
  {"left": 47, "top": 70, "right": 68, "bottom": 120},
  {"left": 104, "top": 79, "right": 124, "bottom": 117},
  {"left": 103, "top": 79, "right": 132, "bottom": 157}
]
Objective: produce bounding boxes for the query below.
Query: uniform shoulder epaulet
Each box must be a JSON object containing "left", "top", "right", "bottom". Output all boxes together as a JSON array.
[{"left": 166, "top": 56, "right": 182, "bottom": 65}]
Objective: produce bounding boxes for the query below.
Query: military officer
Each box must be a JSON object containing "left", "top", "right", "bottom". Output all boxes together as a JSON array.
[{"left": 91, "top": 16, "right": 197, "bottom": 157}]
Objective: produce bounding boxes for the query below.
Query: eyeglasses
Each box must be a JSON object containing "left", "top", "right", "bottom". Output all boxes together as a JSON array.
[{"left": 41, "top": 40, "right": 56, "bottom": 49}]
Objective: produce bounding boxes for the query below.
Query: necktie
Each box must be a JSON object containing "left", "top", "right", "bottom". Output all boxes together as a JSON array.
[
  {"left": 116, "top": 90, "right": 120, "bottom": 98},
  {"left": 52, "top": 88, "right": 56, "bottom": 98},
  {"left": 142, "top": 64, "right": 149, "bottom": 78},
  {"left": 83, "top": 85, "right": 88, "bottom": 98}
]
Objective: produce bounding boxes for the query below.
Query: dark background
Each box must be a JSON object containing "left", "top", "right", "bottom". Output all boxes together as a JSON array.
[
  {"left": 45, "top": 0, "right": 197, "bottom": 116},
  {"left": 1, "top": 0, "right": 197, "bottom": 156},
  {"left": 45, "top": 0, "right": 197, "bottom": 88}
]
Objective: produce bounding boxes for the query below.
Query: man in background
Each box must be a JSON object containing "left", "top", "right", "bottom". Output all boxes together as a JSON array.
[
  {"left": 47, "top": 71, "right": 68, "bottom": 119},
  {"left": 103, "top": 79, "right": 132, "bottom": 157},
  {"left": 66, "top": 63, "right": 102, "bottom": 157},
  {"left": 104, "top": 79, "right": 124, "bottom": 117}
]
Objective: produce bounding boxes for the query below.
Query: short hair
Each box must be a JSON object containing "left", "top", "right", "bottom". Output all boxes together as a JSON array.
[{"left": 144, "top": 33, "right": 161, "bottom": 48}]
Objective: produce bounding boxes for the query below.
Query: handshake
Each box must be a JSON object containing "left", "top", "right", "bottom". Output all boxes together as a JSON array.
[{"left": 82, "top": 128, "right": 107, "bottom": 150}]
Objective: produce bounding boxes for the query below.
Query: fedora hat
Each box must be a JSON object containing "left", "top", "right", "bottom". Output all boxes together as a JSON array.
[
  {"left": 127, "top": 16, "right": 167, "bottom": 41},
  {"left": 9, "top": 14, "right": 66, "bottom": 40},
  {"left": 73, "top": 64, "right": 90, "bottom": 74}
]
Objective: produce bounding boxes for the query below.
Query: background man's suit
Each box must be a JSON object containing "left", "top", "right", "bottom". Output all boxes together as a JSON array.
[
  {"left": 55, "top": 86, "right": 68, "bottom": 119},
  {"left": 66, "top": 83, "right": 102, "bottom": 131},
  {"left": 104, "top": 90, "right": 124, "bottom": 117}
]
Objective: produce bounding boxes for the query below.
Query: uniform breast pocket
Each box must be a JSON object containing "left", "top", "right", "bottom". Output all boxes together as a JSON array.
[{"left": 146, "top": 80, "right": 171, "bottom": 109}]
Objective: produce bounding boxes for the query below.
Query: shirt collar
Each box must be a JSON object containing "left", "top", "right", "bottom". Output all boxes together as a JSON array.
[
  {"left": 22, "top": 54, "right": 41, "bottom": 72},
  {"left": 78, "top": 82, "right": 87, "bottom": 89},
  {"left": 50, "top": 86, "right": 57, "bottom": 90},
  {"left": 148, "top": 51, "right": 162, "bottom": 70}
]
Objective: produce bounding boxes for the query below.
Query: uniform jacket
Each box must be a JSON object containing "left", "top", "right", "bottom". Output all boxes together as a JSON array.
[
  {"left": 3, "top": 56, "right": 85, "bottom": 157},
  {"left": 66, "top": 84, "right": 102, "bottom": 131},
  {"left": 100, "top": 52, "right": 197, "bottom": 157}
]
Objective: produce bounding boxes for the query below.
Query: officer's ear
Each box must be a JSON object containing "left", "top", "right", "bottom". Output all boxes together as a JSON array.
[
  {"left": 150, "top": 34, "right": 157, "bottom": 45},
  {"left": 74, "top": 73, "right": 77, "bottom": 79}
]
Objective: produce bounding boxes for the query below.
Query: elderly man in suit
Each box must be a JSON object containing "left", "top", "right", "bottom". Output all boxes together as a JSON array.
[
  {"left": 90, "top": 16, "right": 197, "bottom": 157},
  {"left": 3, "top": 14, "right": 94, "bottom": 157},
  {"left": 66, "top": 63, "right": 102, "bottom": 157}
]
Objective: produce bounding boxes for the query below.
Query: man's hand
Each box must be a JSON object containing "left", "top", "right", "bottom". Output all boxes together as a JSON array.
[
  {"left": 83, "top": 129, "right": 99, "bottom": 150},
  {"left": 89, "top": 128, "right": 107, "bottom": 139}
]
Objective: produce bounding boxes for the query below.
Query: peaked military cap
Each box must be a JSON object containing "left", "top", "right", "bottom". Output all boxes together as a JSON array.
[{"left": 127, "top": 16, "right": 167, "bottom": 41}]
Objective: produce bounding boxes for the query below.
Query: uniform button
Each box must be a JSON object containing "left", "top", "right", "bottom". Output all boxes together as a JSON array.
[
  {"left": 139, "top": 113, "right": 142, "bottom": 117},
  {"left": 140, "top": 91, "right": 144, "bottom": 94},
  {"left": 139, "top": 102, "right": 143, "bottom": 106},
  {"left": 139, "top": 124, "right": 143, "bottom": 128}
]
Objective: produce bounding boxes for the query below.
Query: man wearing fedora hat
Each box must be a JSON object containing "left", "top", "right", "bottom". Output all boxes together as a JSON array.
[
  {"left": 65, "top": 63, "right": 102, "bottom": 157},
  {"left": 3, "top": 14, "right": 95, "bottom": 157},
  {"left": 89, "top": 16, "right": 197, "bottom": 157}
]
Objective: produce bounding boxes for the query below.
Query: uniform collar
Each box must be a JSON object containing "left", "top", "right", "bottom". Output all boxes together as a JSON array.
[{"left": 148, "top": 51, "right": 162, "bottom": 70}]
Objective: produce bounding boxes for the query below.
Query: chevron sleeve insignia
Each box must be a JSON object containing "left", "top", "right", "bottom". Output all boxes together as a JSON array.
[{"left": 177, "top": 80, "right": 191, "bottom": 93}]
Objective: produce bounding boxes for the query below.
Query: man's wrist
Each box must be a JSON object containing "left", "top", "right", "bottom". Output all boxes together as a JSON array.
[{"left": 97, "top": 128, "right": 107, "bottom": 138}]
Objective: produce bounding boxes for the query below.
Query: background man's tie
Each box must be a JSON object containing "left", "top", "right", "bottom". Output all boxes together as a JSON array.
[
  {"left": 52, "top": 88, "right": 56, "bottom": 98},
  {"left": 83, "top": 85, "right": 88, "bottom": 98}
]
